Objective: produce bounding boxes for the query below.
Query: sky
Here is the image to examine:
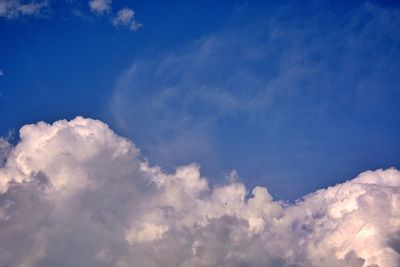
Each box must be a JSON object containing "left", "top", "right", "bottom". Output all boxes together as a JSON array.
[
  {"left": 0, "top": 1, "right": 400, "bottom": 266},
  {"left": 1, "top": 0, "right": 400, "bottom": 200},
  {"left": 1, "top": 0, "right": 400, "bottom": 201}
]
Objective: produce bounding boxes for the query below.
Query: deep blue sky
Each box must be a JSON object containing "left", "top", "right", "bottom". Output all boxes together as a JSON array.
[{"left": 1, "top": 0, "right": 400, "bottom": 199}]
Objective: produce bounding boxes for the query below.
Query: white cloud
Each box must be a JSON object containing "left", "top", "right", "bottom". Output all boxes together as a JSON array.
[
  {"left": 0, "top": 116, "right": 399, "bottom": 267},
  {"left": 0, "top": 0, "right": 47, "bottom": 19},
  {"left": 88, "top": 0, "right": 111, "bottom": 15},
  {"left": 112, "top": 7, "right": 142, "bottom": 31},
  {"left": 0, "top": 0, "right": 142, "bottom": 32}
]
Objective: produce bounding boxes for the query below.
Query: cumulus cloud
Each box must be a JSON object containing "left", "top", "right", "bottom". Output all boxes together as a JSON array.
[
  {"left": 88, "top": 0, "right": 111, "bottom": 15},
  {"left": 112, "top": 7, "right": 142, "bottom": 31},
  {"left": 0, "top": 0, "right": 47, "bottom": 19},
  {"left": 0, "top": 117, "right": 399, "bottom": 267}
]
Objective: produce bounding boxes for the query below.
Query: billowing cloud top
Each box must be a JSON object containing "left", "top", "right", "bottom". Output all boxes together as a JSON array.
[{"left": 0, "top": 117, "right": 399, "bottom": 267}]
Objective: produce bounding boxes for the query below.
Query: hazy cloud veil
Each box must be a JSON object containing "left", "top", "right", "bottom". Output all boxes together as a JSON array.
[
  {"left": 0, "top": 117, "right": 399, "bottom": 267},
  {"left": 111, "top": 1, "right": 400, "bottom": 200}
]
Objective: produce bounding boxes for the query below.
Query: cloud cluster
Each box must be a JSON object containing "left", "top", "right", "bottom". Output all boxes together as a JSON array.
[
  {"left": 0, "top": 0, "right": 47, "bottom": 19},
  {"left": 0, "top": 0, "right": 141, "bottom": 31},
  {"left": 88, "top": 0, "right": 141, "bottom": 31},
  {"left": 112, "top": 7, "right": 141, "bottom": 31},
  {"left": 0, "top": 117, "right": 399, "bottom": 267}
]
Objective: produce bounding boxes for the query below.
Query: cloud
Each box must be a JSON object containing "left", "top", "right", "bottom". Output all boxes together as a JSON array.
[
  {"left": 0, "top": 116, "right": 399, "bottom": 267},
  {"left": 0, "top": 0, "right": 142, "bottom": 32},
  {"left": 0, "top": 138, "right": 11, "bottom": 167},
  {"left": 88, "top": 0, "right": 111, "bottom": 15},
  {"left": 111, "top": 1, "right": 400, "bottom": 198},
  {"left": 0, "top": 0, "right": 48, "bottom": 19},
  {"left": 0, "top": 70, "right": 4, "bottom": 76},
  {"left": 112, "top": 7, "right": 142, "bottom": 31}
]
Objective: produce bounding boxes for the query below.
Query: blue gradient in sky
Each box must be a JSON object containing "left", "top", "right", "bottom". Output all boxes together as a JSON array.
[{"left": 1, "top": 0, "right": 399, "bottom": 199}]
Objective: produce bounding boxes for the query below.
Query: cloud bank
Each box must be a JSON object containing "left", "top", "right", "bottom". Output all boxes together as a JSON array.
[{"left": 0, "top": 117, "right": 399, "bottom": 267}]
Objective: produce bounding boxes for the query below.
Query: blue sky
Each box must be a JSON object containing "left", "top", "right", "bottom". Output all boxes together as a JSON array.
[{"left": 1, "top": 0, "right": 400, "bottom": 200}]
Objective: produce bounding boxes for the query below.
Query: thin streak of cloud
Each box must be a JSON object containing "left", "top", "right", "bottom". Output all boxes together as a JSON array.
[{"left": 111, "top": 2, "right": 400, "bottom": 195}]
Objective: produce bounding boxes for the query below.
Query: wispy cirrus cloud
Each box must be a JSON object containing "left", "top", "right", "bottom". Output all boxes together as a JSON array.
[{"left": 111, "top": 1, "right": 400, "bottom": 198}]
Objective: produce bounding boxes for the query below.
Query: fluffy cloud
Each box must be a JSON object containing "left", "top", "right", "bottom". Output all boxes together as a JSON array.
[
  {"left": 112, "top": 7, "right": 142, "bottom": 31},
  {"left": 0, "top": 0, "right": 47, "bottom": 19},
  {"left": 88, "top": 0, "right": 111, "bottom": 15},
  {"left": 0, "top": 117, "right": 399, "bottom": 267}
]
